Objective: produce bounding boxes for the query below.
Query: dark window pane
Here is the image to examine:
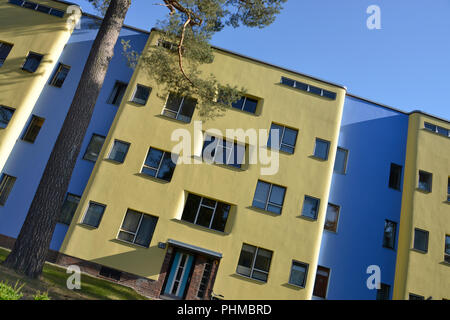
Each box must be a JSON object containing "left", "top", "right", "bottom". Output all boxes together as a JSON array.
[
  {"left": 313, "top": 266, "right": 330, "bottom": 298},
  {"left": 50, "top": 64, "right": 70, "bottom": 88},
  {"left": 135, "top": 214, "right": 158, "bottom": 247},
  {"left": 322, "top": 90, "right": 337, "bottom": 100},
  {"left": 22, "top": 116, "right": 44, "bottom": 143},
  {"left": 109, "top": 141, "right": 129, "bottom": 163},
  {"left": 132, "top": 85, "right": 151, "bottom": 105},
  {"left": 22, "top": 52, "right": 43, "bottom": 73},
  {"left": 165, "top": 93, "right": 183, "bottom": 112},
  {"left": 409, "top": 294, "right": 424, "bottom": 300},
  {"left": 118, "top": 231, "right": 134, "bottom": 243},
  {"left": 121, "top": 210, "right": 141, "bottom": 233},
  {"left": 389, "top": 163, "right": 402, "bottom": 190},
  {"left": 377, "top": 284, "right": 390, "bottom": 300},
  {"left": 269, "top": 185, "right": 285, "bottom": 207},
  {"left": 325, "top": 204, "right": 339, "bottom": 232},
  {"left": 0, "top": 174, "right": 16, "bottom": 206},
  {"left": 157, "top": 152, "right": 177, "bottom": 181},
  {"left": 295, "top": 81, "right": 308, "bottom": 91},
  {"left": 242, "top": 97, "right": 258, "bottom": 114},
  {"left": 22, "top": 1, "right": 37, "bottom": 9},
  {"left": 59, "top": 194, "right": 80, "bottom": 225},
  {"left": 445, "top": 236, "right": 450, "bottom": 263},
  {"left": 0, "top": 106, "right": 14, "bottom": 128},
  {"left": 437, "top": 126, "right": 448, "bottom": 136},
  {"left": 49, "top": 8, "right": 65, "bottom": 17},
  {"left": 231, "top": 97, "right": 245, "bottom": 110},
  {"left": 0, "top": 42, "right": 13, "bottom": 67},
  {"left": 108, "top": 82, "right": 127, "bottom": 106},
  {"left": 268, "top": 124, "right": 283, "bottom": 149},
  {"left": 418, "top": 171, "right": 432, "bottom": 192},
  {"left": 281, "top": 77, "right": 295, "bottom": 87},
  {"left": 82, "top": 203, "right": 105, "bottom": 228},
  {"left": 252, "top": 270, "right": 268, "bottom": 282},
  {"left": 282, "top": 127, "right": 298, "bottom": 147},
  {"left": 83, "top": 134, "right": 105, "bottom": 162},
  {"left": 8, "top": 0, "right": 24, "bottom": 6},
  {"left": 210, "top": 202, "right": 230, "bottom": 232},
  {"left": 196, "top": 206, "right": 214, "bottom": 228},
  {"left": 178, "top": 97, "right": 196, "bottom": 122},
  {"left": 383, "top": 220, "right": 397, "bottom": 249},
  {"left": 314, "top": 139, "right": 330, "bottom": 160},
  {"left": 334, "top": 148, "right": 348, "bottom": 174},
  {"left": 424, "top": 122, "right": 436, "bottom": 132},
  {"left": 289, "top": 262, "right": 308, "bottom": 287},
  {"left": 181, "top": 194, "right": 201, "bottom": 223},
  {"left": 252, "top": 181, "right": 270, "bottom": 210},
  {"left": 302, "top": 196, "right": 320, "bottom": 220},
  {"left": 36, "top": 5, "right": 51, "bottom": 14},
  {"left": 237, "top": 244, "right": 256, "bottom": 277},
  {"left": 254, "top": 248, "right": 272, "bottom": 273},
  {"left": 309, "top": 86, "right": 322, "bottom": 95},
  {"left": 414, "top": 229, "right": 429, "bottom": 252},
  {"left": 144, "top": 148, "right": 163, "bottom": 169}
]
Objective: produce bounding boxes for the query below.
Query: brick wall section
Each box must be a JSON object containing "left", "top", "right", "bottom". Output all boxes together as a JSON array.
[{"left": 185, "top": 255, "right": 207, "bottom": 300}]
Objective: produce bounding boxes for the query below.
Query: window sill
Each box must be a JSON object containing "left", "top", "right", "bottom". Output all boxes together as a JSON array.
[
  {"left": 171, "top": 218, "right": 229, "bottom": 236},
  {"left": 411, "top": 248, "right": 428, "bottom": 254},
  {"left": 233, "top": 273, "right": 267, "bottom": 284},
  {"left": 157, "top": 114, "right": 191, "bottom": 124},
  {"left": 203, "top": 160, "right": 246, "bottom": 172},
  {"left": 324, "top": 229, "right": 338, "bottom": 234},
  {"left": 297, "top": 215, "right": 318, "bottom": 222},
  {"left": 104, "top": 158, "right": 124, "bottom": 165},
  {"left": 265, "top": 146, "right": 295, "bottom": 156},
  {"left": 309, "top": 155, "right": 328, "bottom": 162},
  {"left": 228, "top": 106, "right": 259, "bottom": 117},
  {"left": 128, "top": 100, "right": 147, "bottom": 107},
  {"left": 112, "top": 238, "right": 149, "bottom": 249},
  {"left": 382, "top": 245, "right": 396, "bottom": 251},
  {"left": 82, "top": 157, "right": 97, "bottom": 163},
  {"left": 249, "top": 206, "right": 282, "bottom": 217},
  {"left": 416, "top": 187, "right": 432, "bottom": 194},
  {"left": 440, "top": 260, "right": 450, "bottom": 267},
  {"left": 285, "top": 282, "right": 305, "bottom": 290},
  {"left": 77, "top": 223, "right": 98, "bottom": 230},
  {"left": 421, "top": 128, "right": 450, "bottom": 139},
  {"left": 135, "top": 172, "right": 170, "bottom": 184}
]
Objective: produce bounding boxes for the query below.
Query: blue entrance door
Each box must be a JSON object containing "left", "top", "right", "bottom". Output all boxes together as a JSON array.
[{"left": 164, "top": 252, "right": 195, "bottom": 298}]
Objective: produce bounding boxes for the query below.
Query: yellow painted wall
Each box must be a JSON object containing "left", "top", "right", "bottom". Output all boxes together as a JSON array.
[
  {"left": 61, "top": 31, "right": 346, "bottom": 299},
  {"left": 394, "top": 113, "right": 450, "bottom": 300},
  {"left": 0, "top": 0, "right": 78, "bottom": 171}
]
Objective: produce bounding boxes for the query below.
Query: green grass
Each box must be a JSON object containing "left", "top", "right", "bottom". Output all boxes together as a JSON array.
[{"left": 0, "top": 247, "right": 148, "bottom": 300}]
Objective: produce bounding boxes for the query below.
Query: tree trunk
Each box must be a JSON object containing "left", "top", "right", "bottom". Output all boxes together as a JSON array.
[{"left": 3, "top": 0, "right": 132, "bottom": 278}]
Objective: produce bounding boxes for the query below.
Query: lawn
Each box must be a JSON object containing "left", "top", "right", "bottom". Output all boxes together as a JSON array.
[{"left": 0, "top": 247, "right": 148, "bottom": 300}]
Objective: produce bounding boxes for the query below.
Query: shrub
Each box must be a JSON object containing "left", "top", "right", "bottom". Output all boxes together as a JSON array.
[
  {"left": 0, "top": 281, "right": 24, "bottom": 300},
  {"left": 34, "top": 291, "right": 51, "bottom": 300}
]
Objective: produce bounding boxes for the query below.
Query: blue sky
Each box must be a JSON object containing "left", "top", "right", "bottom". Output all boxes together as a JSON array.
[{"left": 71, "top": 0, "right": 450, "bottom": 120}]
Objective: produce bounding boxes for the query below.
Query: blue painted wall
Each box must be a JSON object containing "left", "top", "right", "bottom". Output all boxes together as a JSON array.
[
  {"left": 0, "top": 16, "right": 148, "bottom": 250},
  {"left": 316, "top": 95, "right": 409, "bottom": 300}
]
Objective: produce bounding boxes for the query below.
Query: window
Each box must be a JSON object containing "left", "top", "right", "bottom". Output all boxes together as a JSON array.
[
  {"left": 445, "top": 235, "right": 450, "bottom": 263},
  {"left": 58, "top": 193, "right": 80, "bottom": 225},
  {"left": 0, "top": 42, "right": 13, "bottom": 67},
  {"left": 334, "top": 147, "right": 348, "bottom": 174},
  {"left": 108, "top": 140, "right": 130, "bottom": 163},
  {"left": 99, "top": 267, "right": 122, "bottom": 281},
  {"left": 383, "top": 220, "right": 397, "bottom": 249},
  {"left": 162, "top": 93, "right": 196, "bottom": 123},
  {"left": 424, "top": 122, "right": 450, "bottom": 138},
  {"left": 83, "top": 134, "right": 105, "bottom": 162},
  {"left": 313, "top": 266, "right": 330, "bottom": 299},
  {"left": 197, "top": 261, "right": 213, "bottom": 299},
  {"left": 409, "top": 293, "right": 424, "bottom": 300},
  {"left": 324, "top": 203, "right": 340, "bottom": 232},
  {"left": 414, "top": 228, "right": 429, "bottom": 253},
  {"left": 108, "top": 81, "right": 127, "bottom": 106},
  {"left": 8, "top": 0, "right": 65, "bottom": 17},
  {"left": 267, "top": 123, "right": 298, "bottom": 154},
  {"left": 117, "top": 209, "right": 158, "bottom": 248},
  {"left": 236, "top": 244, "right": 273, "bottom": 282},
  {"left": 81, "top": 202, "right": 105, "bottom": 228},
  {"left": 231, "top": 96, "right": 258, "bottom": 114},
  {"left": 181, "top": 193, "right": 231, "bottom": 232},
  {"left": 0, "top": 106, "right": 15, "bottom": 129},
  {"left": 314, "top": 138, "right": 330, "bottom": 160},
  {"left": 418, "top": 170, "right": 432, "bottom": 192},
  {"left": 301, "top": 196, "right": 320, "bottom": 220},
  {"left": 22, "top": 115, "right": 44, "bottom": 143},
  {"left": 252, "top": 180, "right": 286, "bottom": 214},
  {"left": 280, "top": 76, "right": 337, "bottom": 100},
  {"left": 49, "top": 63, "right": 70, "bottom": 88},
  {"left": 289, "top": 261, "right": 308, "bottom": 288},
  {"left": 131, "top": 84, "right": 151, "bottom": 105},
  {"left": 376, "top": 283, "right": 391, "bottom": 300},
  {"left": 0, "top": 174, "right": 16, "bottom": 206},
  {"left": 141, "top": 147, "right": 177, "bottom": 182},
  {"left": 202, "top": 135, "right": 245, "bottom": 169},
  {"left": 22, "top": 52, "right": 43, "bottom": 73},
  {"left": 388, "top": 163, "right": 403, "bottom": 190}
]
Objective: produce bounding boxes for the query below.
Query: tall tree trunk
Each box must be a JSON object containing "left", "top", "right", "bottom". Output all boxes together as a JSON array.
[{"left": 3, "top": 0, "right": 131, "bottom": 278}]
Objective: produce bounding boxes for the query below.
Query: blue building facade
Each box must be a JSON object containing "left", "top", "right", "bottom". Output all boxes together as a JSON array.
[
  {"left": 316, "top": 95, "right": 410, "bottom": 299},
  {"left": 0, "top": 15, "right": 148, "bottom": 251}
]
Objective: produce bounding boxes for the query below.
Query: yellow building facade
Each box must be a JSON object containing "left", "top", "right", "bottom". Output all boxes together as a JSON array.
[
  {"left": 60, "top": 31, "right": 346, "bottom": 300},
  {"left": 394, "top": 113, "right": 450, "bottom": 300},
  {"left": 0, "top": 0, "right": 78, "bottom": 171}
]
